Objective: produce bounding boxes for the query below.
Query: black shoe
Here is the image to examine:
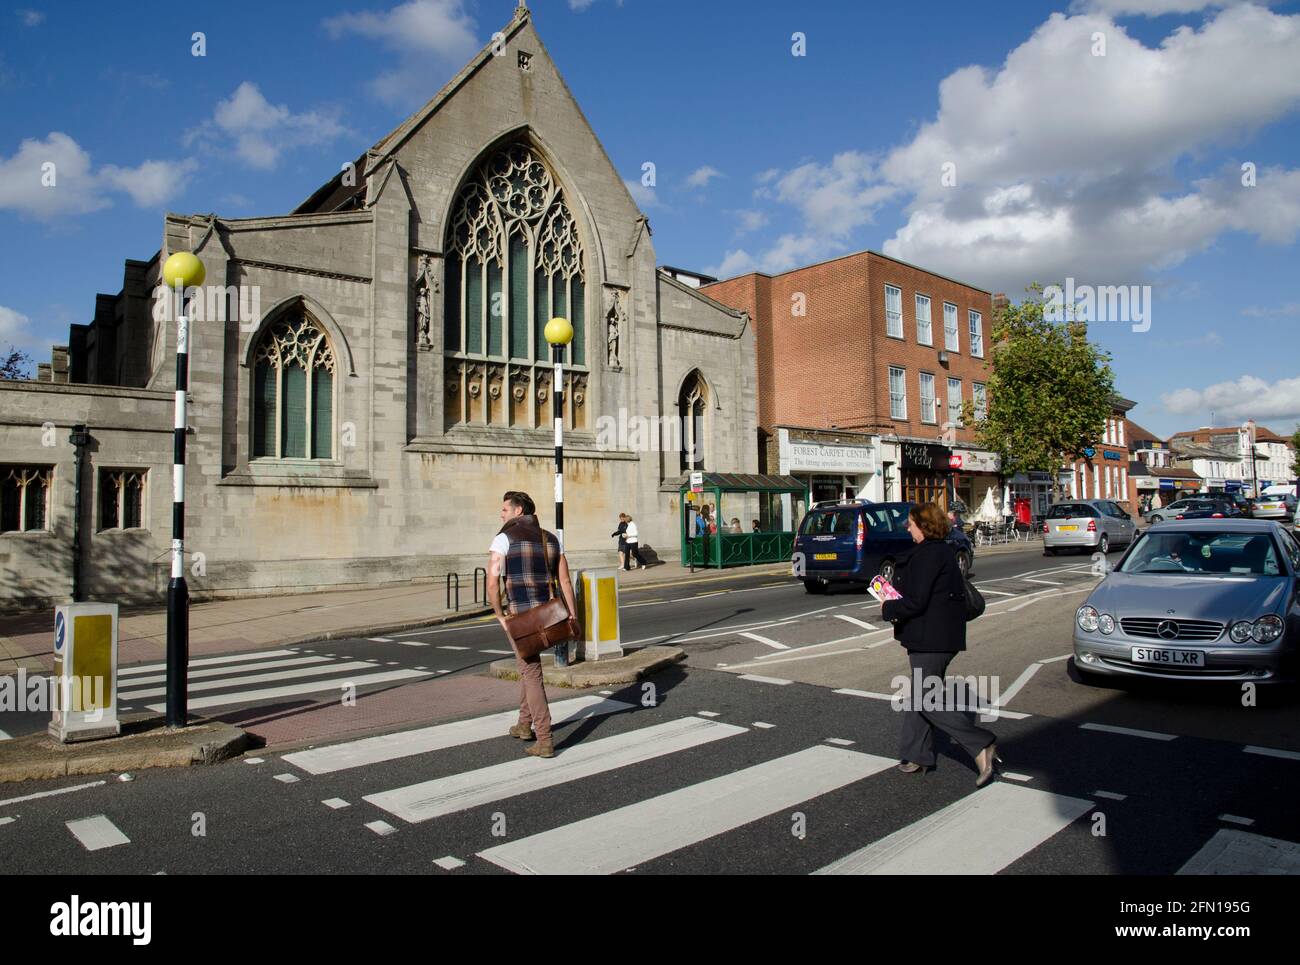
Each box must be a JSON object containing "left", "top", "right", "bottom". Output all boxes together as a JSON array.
[{"left": 897, "top": 761, "right": 931, "bottom": 774}]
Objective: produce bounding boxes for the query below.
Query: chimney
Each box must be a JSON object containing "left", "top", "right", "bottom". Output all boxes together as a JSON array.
[{"left": 51, "top": 345, "right": 70, "bottom": 384}]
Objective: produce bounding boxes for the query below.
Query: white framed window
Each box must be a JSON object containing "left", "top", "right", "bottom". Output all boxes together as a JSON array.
[
  {"left": 915, "top": 294, "right": 932, "bottom": 346},
  {"left": 947, "top": 377, "right": 962, "bottom": 427},
  {"left": 888, "top": 366, "right": 907, "bottom": 419},
  {"left": 973, "top": 382, "right": 987, "bottom": 420},
  {"left": 943, "top": 302, "right": 959, "bottom": 351},
  {"left": 885, "top": 285, "right": 903, "bottom": 338},
  {"left": 919, "top": 372, "right": 937, "bottom": 424},
  {"left": 969, "top": 309, "right": 984, "bottom": 357},
  {"left": 1118, "top": 421, "right": 1125, "bottom": 446}
]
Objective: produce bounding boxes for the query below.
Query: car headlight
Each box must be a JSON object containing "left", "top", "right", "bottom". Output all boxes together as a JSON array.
[
  {"left": 1098, "top": 614, "right": 1115, "bottom": 634},
  {"left": 1251, "top": 615, "right": 1284, "bottom": 643},
  {"left": 1229, "top": 621, "right": 1253, "bottom": 643},
  {"left": 1076, "top": 605, "right": 1099, "bottom": 632}
]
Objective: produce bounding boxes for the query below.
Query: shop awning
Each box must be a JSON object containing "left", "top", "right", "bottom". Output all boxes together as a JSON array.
[{"left": 674, "top": 472, "right": 807, "bottom": 493}]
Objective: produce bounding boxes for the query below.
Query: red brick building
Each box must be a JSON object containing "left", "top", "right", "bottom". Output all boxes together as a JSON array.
[{"left": 702, "top": 250, "right": 1002, "bottom": 516}]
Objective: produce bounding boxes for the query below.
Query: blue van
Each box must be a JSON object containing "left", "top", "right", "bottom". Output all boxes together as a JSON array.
[{"left": 793, "top": 500, "right": 973, "bottom": 594}]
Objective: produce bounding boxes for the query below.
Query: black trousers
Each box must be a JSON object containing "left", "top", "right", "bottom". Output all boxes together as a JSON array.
[
  {"left": 899, "top": 649, "right": 996, "bottom": 767},
  {"left": 625, "top": 542, "right": 646, "bottom": 568}
]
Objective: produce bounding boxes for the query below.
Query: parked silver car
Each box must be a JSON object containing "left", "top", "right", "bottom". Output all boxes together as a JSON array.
[
  {"left": 1043, "top": 500, "right": 1137, "bottom": 555},
  {"left": 1250, "top": 493, "right": 1296, "bottom": 520},
  {"left": 1073, "top": 519, "right": 1300, "bottom": 684}
]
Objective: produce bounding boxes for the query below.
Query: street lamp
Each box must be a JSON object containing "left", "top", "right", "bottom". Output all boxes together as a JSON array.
[
  {"left": 161, "top": 251, "right": 205, "bottom": 728},
  {"left": 544, "top": 315, "right": 573, "bottom": 668}
]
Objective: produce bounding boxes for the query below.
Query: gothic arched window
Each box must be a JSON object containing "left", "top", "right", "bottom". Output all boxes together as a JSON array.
[
  {"left": 444, "top": 142, "right": 588, "bottom": 430},
  {"left": 679, "top": 371, "right": 708, "bottom": 473},
  {"left": 252, "top": 313, "right": 335, "bottom": 459}
]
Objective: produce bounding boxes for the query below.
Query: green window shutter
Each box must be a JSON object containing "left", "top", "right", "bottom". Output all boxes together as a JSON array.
[
  {"left": 312, "top": 366, "right": 333, "bottom": 459},
  {"left": 444, "top": 253, "right": 461, "bottom": 352},
  {"left": 487, "top": 259, "right": 503, "bottom": 357},
  {"left": 534, "top": 269, "right": 548, "bottom": 359},
  {"left": 509, "top": 234, "right": 529, "bottom": 359},
  {"left": 282, "top": 365, "right": 307, "bottom": 458},
  {"left": 100, "top": 473, "right": 118, "bottom": 529},
  {"left": 253, "top": 360, "right": 276, "bottom": 457},
  {"left": 466, "top": 257, "right": 482, "bottom": 354},
  {"left": 551, "top": 273, "right": 567, "bottom": 364},
  {"left": 572, "top": 276, "right": 585, "bottom": 366}
]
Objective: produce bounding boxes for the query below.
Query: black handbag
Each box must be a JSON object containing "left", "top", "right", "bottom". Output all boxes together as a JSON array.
[{"left": 956, "top": 572, "right": 986, "bottom": 622}]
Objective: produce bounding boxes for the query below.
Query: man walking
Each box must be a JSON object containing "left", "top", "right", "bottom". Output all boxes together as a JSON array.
[{"left": 487, "top": 491, "right": 579, "bottom": 759}]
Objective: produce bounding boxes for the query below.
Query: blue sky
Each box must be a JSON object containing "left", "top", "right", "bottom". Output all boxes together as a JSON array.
[{"left": 2, "top": 0, "right": 1298, "bottom": 438}]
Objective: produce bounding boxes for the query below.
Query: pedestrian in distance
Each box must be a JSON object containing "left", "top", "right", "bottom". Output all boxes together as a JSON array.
[
  {"left": 611, "top": 513, "right": 629, "bottom": 570},
  {"left": 751, "top": 519, "right": 761, "bottom": 532},
  {"left": 624, "top": 514, "right": 647, "bottom": 569},
  {"left": 881, "top": 501, "right": 1001, "bottom": 786},
  {"left": 696, "top": 505, "right": 712, "bottom": 537},
  {"left": 487, "top": 490, "right": 579, "bottom": 759},
  {"left": 729, "top": 517, "right": 743, "bottom": 534}
]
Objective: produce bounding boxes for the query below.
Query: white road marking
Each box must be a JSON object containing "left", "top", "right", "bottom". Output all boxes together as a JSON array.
[
  {"left": 995, "top": 663, "right": 1042, "bottom": 707},
  {"left": 1178, "top": 829, "right": 1300, "bottom": 874},
  {"left": 0, "top": 816, "right": 14, "bottom": 826},
  {"left": 121, "top": 660, "right": 382, "bottom": 700},
  {"left": 1038, "top": 653, "right": 1074, "bottom": 664},
  {"left": 284, "top": 697, "right": 633, "bottom": 774},
  {"left": 1244, "top": 745, "right": 1300, "bottom": 762},
  {"left": 366, "top": 820, "right": 397, "bottom": 836},
  {"left": 365, "top": 718, "right": 747, "bottom": 823},
  {"left": 244, "top": 757, "right": 264, "bottom": 765},
  {"left": 274, "top": 774, "right": 300, "bottom": 784},
  {"left": 368, "top": 637, "right": 396, "bottom": 643},
  {"left": 697, "top": 711, "right": 720, "bottom": 718},
  {"left": 815, "top": 783, "right": 1093, "bottom": 875},
  {"left": 833, "top": 688, "right": 897, "bottom": 701},
  {"left": 1000, "top": 772, "right": 1034, "bottom": 783},
  {"left": 739, "top": 631, "right": 789, "bottom": 651},
  {"left": 66, "top": 815, "right": 131, "bottom": 851},
  {"left": 1022, "top": 578, "right": 1062, "bottom": 586},
  {"left": 0, "top": 780, "right": 106, "bottom": 809},
  {"left": 481, "top": 649, "right": 514, "bottom": 655},
  {"left": 434, "top": 856, "right": 466, "bottom": 870},
  {"left": 834, "top": 614, "right": 882, "bottom": 631},
  {"left": 436, "top": 645, "right": 471, "bottom": 651},
  {"left": 1094, "top": 790, "right": 1128, "bottom": 801},
  {"left": 1080, "top": 722, "right": 1177, "bottom": 741},
  {"left": 397, "top": 641, "right": 429, "bottom": 647},
  {"left": 479, "top": 747, "right": 896, "bottom": 875},
  {"left": 0, "top": 729, "right": 9, "bottom": 741},
  {"left": 323, "top": 798, "right": 350, "bottom": 809},
  {"left": 752, "top": 722, "right": 776, "bottom": 729},
  {"left": 120, "top": 656, "right": 335, "bottom": 687},
  {"left": 737, "top": 674, "right": 793, "bottom": 685},
  {"left": 119, "top": 649, "right": 298, "bottom": 675},
  {"left": 977, "top": 589, "right": 1016, "bottom": 597},
  {"left": 1219, "top": 814, "right": 1255, "bottom": 826},
  {"left": 143, "top": 668, "right": 432, "bottom": 712},
  {"left": 826, "top": 738, "right": 855, "bottom": 746}
]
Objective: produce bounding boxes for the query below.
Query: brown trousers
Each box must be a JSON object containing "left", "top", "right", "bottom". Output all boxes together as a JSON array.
[{"left": 514, "top": 648, "right": 552, "bottom": 742}]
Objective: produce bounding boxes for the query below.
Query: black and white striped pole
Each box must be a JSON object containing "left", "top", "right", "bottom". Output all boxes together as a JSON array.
[
  {"left": 161, "top": 251, "right": 205, "bottom": 728},
  {"left": 544, "top": 315, "right": 574, "bottom": 667}
]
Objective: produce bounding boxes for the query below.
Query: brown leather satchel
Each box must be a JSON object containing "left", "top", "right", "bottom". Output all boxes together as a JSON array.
[{"left": 502, "top": 533, "right": 579, "bottom": 659}]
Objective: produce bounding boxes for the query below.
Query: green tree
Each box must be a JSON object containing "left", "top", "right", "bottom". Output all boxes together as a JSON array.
[
  {"left": 1289, "top": 425, "right": 1300, "bottom": 479},
  {"left": 962, "top": 284, "right": 1116, "bottom": 502},
  {"left": 1, "top": 345, "right": 33, "bottom": 381}
]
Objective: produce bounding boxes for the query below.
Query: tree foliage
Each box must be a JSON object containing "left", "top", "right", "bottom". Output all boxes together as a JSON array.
[
  {"left": 1290, "top": 426, "right": 1300, "bottom": 479},
  {"left": 963, "top": 284, "right": 1116, "bottom": 491},
  {"left": 1, "top": 345, "right": 33, "bottom": 381}
]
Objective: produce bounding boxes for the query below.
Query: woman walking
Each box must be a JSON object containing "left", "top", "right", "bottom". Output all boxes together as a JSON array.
[
  {"left": 611, "top": 513, "right": 629, "bottom": 570},
  {"left": 487, "top": 491, "right": 579, "bottom": 759},
  {"left": 623, "top": 514, "right": 647, "bottom": 570},
  {"left": 881, "top": 502, "right": 1001, "bottom": 786}
]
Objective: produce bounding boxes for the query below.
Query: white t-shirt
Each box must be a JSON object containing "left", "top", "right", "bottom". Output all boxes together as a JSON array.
[
  {"left": 489, "top": 533, "right": 509, "bottom": 556},
  {"left": 624, "top": 521, "right": 639, "bottom": 543}
]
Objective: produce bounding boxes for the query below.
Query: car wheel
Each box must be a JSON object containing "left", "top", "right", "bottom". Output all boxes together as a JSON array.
[
  {"left": 1149, "top": 514, "right": 1163, "bottom": 523},
  {"left": 879, "top": 559, "right": 896, "bottom": 585},
  {"left": 1044, "top": 547, "right": 1058, "bottom": 557},
  {"left": 803, "top": 580, "right": 827, "bottom": 595},
  {"left": 1098, "top": 534, "right": 1110, "bottom": 554}
]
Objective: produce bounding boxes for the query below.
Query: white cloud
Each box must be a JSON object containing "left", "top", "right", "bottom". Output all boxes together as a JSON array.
[
  {"left": 733, "top": 209, "right": 768, "bottom": 234},
  {"left": 1162, "top": 374, "right": 1300, "bottom": 425},
  {"left": 624, "top": 178, "right": 660, "bottom": 210},
  {"left": 0, "top": 132, "right": 195, "bottom": 219},
  {"left": 0, "top": 304, "right": 41, "bottom": 353},
  {"left": 707, "top": 233, "right": 842, "bottom": 278},
  {"left": 1071, "top": 0, "right": 1268, "bottom": 17},
  {"left": 569, "top": 0, "right": 597, "bottom": 9},
  {"left": 16, "top": 9, "right": 43, "bottom": 26},
  {"left": 686, "top": 165, "right": 723, "bottom": 189},
  {"left": 185, "top": 82, "right": 347, "bottom": 170},
  {"left": 324, "top": 0, "right": 480, "bottom": 108},
  {"left": 1243, "top": 302, "right": 1300, "bottom": 317}
]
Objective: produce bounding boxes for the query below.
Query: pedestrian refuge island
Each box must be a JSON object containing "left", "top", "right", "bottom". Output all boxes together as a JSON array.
[{"left": 679, "top": 472, "right": 809, "bottom": 568}]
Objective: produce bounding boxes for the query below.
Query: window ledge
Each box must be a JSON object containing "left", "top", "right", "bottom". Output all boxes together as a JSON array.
[
  {"left": 1, "top": 529, "right": 55, "bottom": 538},
  {"left": 220, "top": 462, "right": 379, "bottom": 488}
]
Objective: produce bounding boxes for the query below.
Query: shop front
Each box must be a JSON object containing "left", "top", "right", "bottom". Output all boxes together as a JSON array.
[
  {"left": 1006, "top": 471, "right": 1055, "bottom": 522},
  {"left": 777, "top": 427, "right": 878, "bottom": 505},
  {"left": 949, "top": 447, "right": 1003, "bottom": 521},
  {"left": 900, "top": 441, "right": 953, "bottom": 510}
]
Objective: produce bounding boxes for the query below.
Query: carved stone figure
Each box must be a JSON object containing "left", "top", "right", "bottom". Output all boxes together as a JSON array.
[
  {"left": 605, "top": 289, "right": 625, "bottom": 368},
  {"left": 414, "top": 253, "right": 438, "bottom": 347}
]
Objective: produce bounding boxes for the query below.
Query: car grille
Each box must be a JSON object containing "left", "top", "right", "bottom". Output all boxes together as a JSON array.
[{"left": 1119, "top": 617, "right": 1224, "bottom": 641}]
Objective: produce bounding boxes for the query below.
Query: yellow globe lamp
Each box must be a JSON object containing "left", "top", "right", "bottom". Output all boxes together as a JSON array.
[
  {"left": 162, "top": 251, "right": 205, "bottom": 290},
  {"left": 543, "top": 316, "right": 574, "bottom": 346}
]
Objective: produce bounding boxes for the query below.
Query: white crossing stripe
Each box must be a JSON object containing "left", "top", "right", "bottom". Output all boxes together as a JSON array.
[
  {"left": 1244, "top": 745, "right": 1300, "bottom": 762},
  {"left": 826, "top": 738, "right": 855, "bottom": 746},
  {"left": 143, "top": 669, "right": 431, "bottom": 712},
  {"left": 1094, "top": 790, "right": 1127, "bottom": 801},
  {"left": 366, "top": 717, "right": 747, "bottom": 824},
  {"left": 834, "top": 614, "right": 881, "bottom": 631},
  {"left": 66, "top": 815, "right": 131, "bottom": 851},
  {"left": 323, "top": 799, "right": 350, "bottom": 810},
  {"left": 437, "top": 645, "right": 471, "bottom": 651},
  {"left": 120, "top": 655, "right": 333, "bottom": 687},
  {"left": 366, "top": 821, "right": 397, "bottom": 836},
  {"left": 815, "top": 783, "right": 1094, "bottom": 875},
  {"left": 481, "top": 649, "right": 514, "bottom": 655},
  {"left": 752, "top": 722, "right": 775, "bottom": 729},
  {"left": 0, "top": 729, "right": 9, "bottom": 741},
  {"left": 737, "top": 674, "right": 793, "bottom": 685},
  {"left": 396, "top": 641, "right": 429, "bottom": 647},
  {"left": 283, "top": 697, "right": 632, "bottom": 774},
  {"left": 1178, "top": 829, "right": 1300, "bottom": 874},
  {"left": 739, "top": 632, "right": 789, "bottom": 651},
  {"left": 368, "top": 637, "right": 396, "bottom": 643},
  {"left": 274, "top": 774, "right": 299, "bottom": 784},
  {"left": 434, "top": 856, "right": 466, "bottom": 870},
  {"left": 478, "top": 746, "right": 896, "bottom": 875},
  {"left": 121, "top": 660, "right": 381, "bottom": 700},
  {"left": 119, "top": 649, "right": 297, "bottom": 676},
  {"left": 1080, "top": 722, "right": 1177, "bottom": 741},
  {"left": 0, "top": 816, "right": 15, "bottom": 826}
]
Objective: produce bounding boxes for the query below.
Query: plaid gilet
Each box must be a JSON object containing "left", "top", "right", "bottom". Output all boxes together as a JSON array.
[{"left": 500, "top": 516, "right": 561, "bottom": 615}]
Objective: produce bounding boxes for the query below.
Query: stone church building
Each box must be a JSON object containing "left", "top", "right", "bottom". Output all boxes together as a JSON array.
[{"left": 0, "top": 3, "right": 757, "bottom": 607}]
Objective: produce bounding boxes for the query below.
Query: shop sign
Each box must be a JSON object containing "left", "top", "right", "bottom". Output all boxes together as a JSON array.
[
  {"left": 787, "top": 442, "right": 876, "bottom": 474},
  {"left": 901, "top": 442, "right": 951, "bottom": 471}
]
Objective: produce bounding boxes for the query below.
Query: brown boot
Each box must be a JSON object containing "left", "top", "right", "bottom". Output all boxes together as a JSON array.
[
  {"left": 524, "top": 739, "right": 555, "bottom": 758},
  {"left": 507, "top": 723, "right": 534, "bottom": 740}
]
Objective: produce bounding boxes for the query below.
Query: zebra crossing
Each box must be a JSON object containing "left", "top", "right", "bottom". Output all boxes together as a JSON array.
[{"left": 117, "top": 648, "right": 432, "bottom": 714}]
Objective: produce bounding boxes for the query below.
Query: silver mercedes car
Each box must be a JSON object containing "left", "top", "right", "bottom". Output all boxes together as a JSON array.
[{"left": 1072, "top": 519, "right": 1300, "bottom": 684}]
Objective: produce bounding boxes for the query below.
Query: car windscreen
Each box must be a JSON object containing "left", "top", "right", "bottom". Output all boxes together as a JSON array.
[
  {"left": 1119, "top": 531, "right": 1283, "bottom": 576},
  {"left": 1047, "top": 504, "right": 1095, "bottom": 519}
]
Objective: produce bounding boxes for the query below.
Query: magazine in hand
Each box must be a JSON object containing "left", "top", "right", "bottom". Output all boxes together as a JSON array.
[{"left": 868, "top": 575, "right": 902, "bottom": 603}]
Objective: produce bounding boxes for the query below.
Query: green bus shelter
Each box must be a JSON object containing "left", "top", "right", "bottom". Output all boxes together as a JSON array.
[{"left": 679, "top": 472, "right": 809, "bottom": 568}]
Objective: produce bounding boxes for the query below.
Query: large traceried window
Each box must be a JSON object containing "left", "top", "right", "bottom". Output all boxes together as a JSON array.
[
  {"left": 252, "top": 313, "right": 335, "bottom": 460},
  {"left": 444, "top": 142, "right": 588, "bottom": 430},
  {"left": 679, "top": 370, "right": 708, "bottom": 473}
]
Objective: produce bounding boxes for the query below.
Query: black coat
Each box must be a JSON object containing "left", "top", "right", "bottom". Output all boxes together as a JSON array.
[
  {"left": 611, "top": 520, "right": 628, "bottom": 550},
  {"left": 880, "top": 538, "right": 967, "bottom": 653}
]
